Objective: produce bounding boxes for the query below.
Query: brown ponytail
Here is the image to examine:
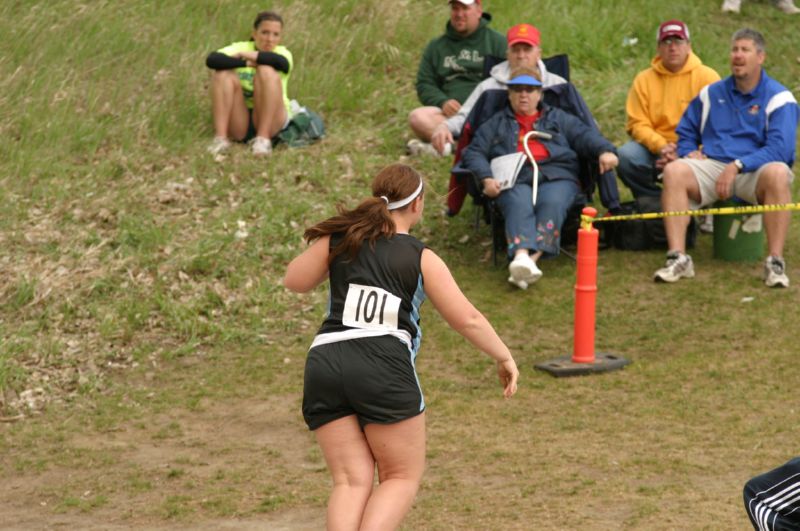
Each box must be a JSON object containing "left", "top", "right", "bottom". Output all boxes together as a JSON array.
[{"left": 304, "top": 164, "right": 424, "bottom": 261}]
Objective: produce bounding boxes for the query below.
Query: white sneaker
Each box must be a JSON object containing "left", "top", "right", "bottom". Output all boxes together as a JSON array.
[
  {"left": 776, "top": 0, "right": 800, "bottom": 13},
  {"left": 721, "top": 0, "right": 741, "bottom": 12},
  {"left": 654, "top": 252, "right": 695, "bottom": 283},
  {"left": 508, "top": 253, "right": 542, "bottom": 289},
  {"left": 699, "top": 214, "right": 714, "bottom": 234},
  {"left": 406, "top": 139, "right": 441, "bottom": 157},
  {"left": 508, "top": 276, "right": 529, "bottom": 290},
  {"left": 207, "top": 136, "right": 231, "bottom": 155},
  {"left": 251, "top": 136, "right": 273, "bottom": 156},
  {"left": 764, "top": 256, "right": 789, "bottom": 288}
]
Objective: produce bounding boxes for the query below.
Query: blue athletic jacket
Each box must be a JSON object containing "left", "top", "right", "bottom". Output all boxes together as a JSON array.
[{"left": 676, "top": 70, "right": 798, "bottom": 172}]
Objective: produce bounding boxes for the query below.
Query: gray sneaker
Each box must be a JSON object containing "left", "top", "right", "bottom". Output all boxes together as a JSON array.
[
  {"left": 654, "top": 252, "right": 695, "bottom": 283},
  {"left": 699, "top": 215, "right": 714, "bottom": 234},
  {"left": 764, "top": 256, "right": 789, "bottom": 288},
  {"left": 775, "top": 0, "right": 800, "bottom": 14},
  {"left": 251, "top": 136, "right": 273, "bottom": 156},
  {"left": 721, "top": 0, "right": 741, "bottom": 12},
  {"left": 406, "top": 139, "right": 441, "bottom": 157},
  {"left": 207, "top": 136, "right": 231, "bottom": 155}
]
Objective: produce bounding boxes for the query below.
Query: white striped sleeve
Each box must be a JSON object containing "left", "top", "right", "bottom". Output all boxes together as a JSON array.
[
  {"left": 765, "top": 90, "right": 798, "bottom": 129},
  {"left": 699, "top": 85, "right": 711, "bottom": 135}
]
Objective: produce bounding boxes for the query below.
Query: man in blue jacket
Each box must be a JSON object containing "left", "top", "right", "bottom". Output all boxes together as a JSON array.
[{"left": 654, "top": 28, "right": 798, "bottom": 288}]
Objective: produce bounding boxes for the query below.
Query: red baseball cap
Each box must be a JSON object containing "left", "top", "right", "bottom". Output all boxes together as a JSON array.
[
  {"left": 657, "top": 20, "right": 690, "bottom": 42},
  {"left": 507, "top": 23, "right": 540, "bottom": 47}
]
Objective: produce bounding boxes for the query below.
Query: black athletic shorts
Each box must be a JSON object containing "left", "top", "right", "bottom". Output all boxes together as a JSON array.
[
  {"left": 302, "top": 335, "right": 424, "bottom": 431},
  {"left": 243, "top": 109, "right": 257, "bottom": 142}
]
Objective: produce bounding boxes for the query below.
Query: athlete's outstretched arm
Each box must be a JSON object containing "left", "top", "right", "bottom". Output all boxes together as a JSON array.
[
  {"left": 283, "top": 236, "right": 330, "bottom": 293},
  {"left": 420, "top": 249, "right": 518, "bottom": 398}
]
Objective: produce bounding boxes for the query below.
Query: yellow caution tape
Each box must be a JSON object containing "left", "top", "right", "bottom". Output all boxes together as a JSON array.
[{"left": 585, "top": 202, "right": 800, "bottom": 225}]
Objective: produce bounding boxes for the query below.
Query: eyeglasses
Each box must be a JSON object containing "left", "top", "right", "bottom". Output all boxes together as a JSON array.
[
  {"left": 659, "top": 37, "right": 686, "bottom": 46},
  {"left": 508, "top": 85, "right": 541, "bottom": 93}
]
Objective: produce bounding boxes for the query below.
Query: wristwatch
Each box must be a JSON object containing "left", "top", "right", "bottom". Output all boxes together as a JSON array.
[{"left": 733, "top": 159, "right": 744, "bottom": 173}]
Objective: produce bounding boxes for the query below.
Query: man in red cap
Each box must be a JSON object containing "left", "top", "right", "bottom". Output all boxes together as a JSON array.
[
  {"left": 407, "top": 0, "right": 506, "bottom": 156},
  {"left": 430, "top": 23, "right": 568, "bottom": 155},
  {"left": 617, "top": 19, "right": 719, "bottom": 202}
]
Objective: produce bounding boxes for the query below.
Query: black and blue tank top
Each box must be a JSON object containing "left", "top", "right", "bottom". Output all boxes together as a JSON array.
[{"left": 310, "top": 233, "right": 426, "bottom": 354}]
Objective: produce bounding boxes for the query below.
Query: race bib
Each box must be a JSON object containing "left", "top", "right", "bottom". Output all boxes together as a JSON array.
[{"left": 342, "top": 283, "right": 401, "bottom": 331}]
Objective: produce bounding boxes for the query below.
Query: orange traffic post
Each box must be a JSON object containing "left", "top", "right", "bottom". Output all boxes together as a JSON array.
[
  {"left": 573, "top": 207, "right": 599, "bottom": 363},
  {"left": 534, "top": 207, "right": 630, "bottom": 377}
]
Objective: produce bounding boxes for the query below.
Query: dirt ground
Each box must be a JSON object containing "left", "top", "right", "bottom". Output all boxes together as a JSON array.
[{"left": 0, "top": 395, "right": 327, "bottom": 530}]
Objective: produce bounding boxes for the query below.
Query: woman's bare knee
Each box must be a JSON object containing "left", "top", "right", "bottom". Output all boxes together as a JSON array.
[
  {"left": 212, "top": 69, "right": 238, "bottom": 84},
  {"left": 331, "top": 462, "right": 375, "bottom": 489},
  {"left": 255, "top": 64, "right": 279, "bottom": 82}
]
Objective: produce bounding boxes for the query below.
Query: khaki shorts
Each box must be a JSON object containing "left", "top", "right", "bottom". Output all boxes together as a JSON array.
[{"left": 675, "top": 158, "right": 794, "bottom": 209}]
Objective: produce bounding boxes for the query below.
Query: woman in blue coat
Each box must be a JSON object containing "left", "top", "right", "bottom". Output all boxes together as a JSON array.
[{"left": 462, "top": 67, "right": 618, "bottom": 289}]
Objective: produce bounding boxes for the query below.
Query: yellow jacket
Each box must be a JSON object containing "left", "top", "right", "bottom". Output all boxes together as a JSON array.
[{"left": 625, "top": 51, "right": 720, "bottom": 153}]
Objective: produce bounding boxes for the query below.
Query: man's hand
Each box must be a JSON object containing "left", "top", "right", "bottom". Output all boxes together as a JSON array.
[
  {"left": 655, "top": 142, "right": 678, "bottom": 169},
  {"left": 715, "top": 162, "right": 738, "bottom": 200},
  {"left": 441, "top": 99, "right": 461, "bottom": 118},
  {"left": 431, "top": 123, "right": 454, "bottom": 155},
  {"left": 686, "top": 150, "right": 707, "bottom": 160},
  {"left": 598, "top": 152, "right": 619, "bottom": 174},
  {"left": 482, "top": 178, "right": 501, "bottom": 198}
]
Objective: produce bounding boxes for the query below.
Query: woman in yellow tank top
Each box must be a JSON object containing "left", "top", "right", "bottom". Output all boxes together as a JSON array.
[{"left": 205, "top": 11, "right": 293, "bottom": 156}]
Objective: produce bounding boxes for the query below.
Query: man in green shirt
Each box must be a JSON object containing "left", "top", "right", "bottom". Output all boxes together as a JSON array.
[{"left": 407, "top": 0, "right": 506, "bottom": 156}]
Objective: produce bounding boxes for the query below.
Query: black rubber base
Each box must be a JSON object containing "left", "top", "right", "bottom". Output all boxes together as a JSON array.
[{"left": 534, "top": 353, "right": 631, "bottom": 378}]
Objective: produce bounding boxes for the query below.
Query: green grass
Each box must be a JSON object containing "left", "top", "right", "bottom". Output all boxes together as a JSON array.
[{"left": 1, "top": 0, "right": 800, "bottom": 529}]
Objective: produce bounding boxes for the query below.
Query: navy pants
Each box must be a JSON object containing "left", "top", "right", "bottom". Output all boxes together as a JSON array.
[
  {"left": 744, "top": 457, "right": 800, "bottom": 530},
  {"left": 617, "top": 141, "right": 661, "bottom": 199}
]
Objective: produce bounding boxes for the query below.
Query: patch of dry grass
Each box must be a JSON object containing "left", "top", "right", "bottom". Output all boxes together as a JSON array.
[{"left": 2, "top": 0, "right": 800, "bottom": 529}]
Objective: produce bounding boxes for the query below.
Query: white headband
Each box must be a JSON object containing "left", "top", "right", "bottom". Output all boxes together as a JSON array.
[{"left": 386, "top": 179, "right": 424, "bottom": 210}]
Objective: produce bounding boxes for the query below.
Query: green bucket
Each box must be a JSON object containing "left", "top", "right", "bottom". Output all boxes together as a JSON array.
[{"left": 712, "top": 200, "right": 765, "bottom": 262}]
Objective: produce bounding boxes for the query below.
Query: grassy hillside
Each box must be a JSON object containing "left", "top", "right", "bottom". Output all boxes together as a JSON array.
[{"left": 1, "top": 0, "right": 799, "bottom": 528}]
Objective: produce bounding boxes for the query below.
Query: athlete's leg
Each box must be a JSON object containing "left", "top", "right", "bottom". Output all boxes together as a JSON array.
[
  {"left": 314, "top": 415, "right": 376, "bottom": 531},
  {"left": 252, "top": 64, "right": 288, "bottom": 139},
  {"left": 209, "top": 70, "right": 250, "bottom": 140},
  {"left": 359, "top": 413, "right": 426, "bottom": 531},
  {"left": 314, "top": 415, "right": 375, "bottom": 531}
]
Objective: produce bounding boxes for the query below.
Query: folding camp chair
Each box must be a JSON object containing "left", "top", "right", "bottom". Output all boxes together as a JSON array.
[{"left": 448, "top": 65, "right": 621, "bottom": 264}]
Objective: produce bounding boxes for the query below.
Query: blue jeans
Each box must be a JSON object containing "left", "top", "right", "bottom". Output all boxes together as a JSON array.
[
  {"left": 495, "top": 179, "right": 580, "bottom": 259},
  {"left": 617, "top": 141, "right": 660, "bottom": 198}
]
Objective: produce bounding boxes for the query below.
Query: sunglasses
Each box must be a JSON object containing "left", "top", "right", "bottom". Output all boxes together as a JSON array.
[{"left": 508, "top": 85, "right": 541, "bottom": 93}]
